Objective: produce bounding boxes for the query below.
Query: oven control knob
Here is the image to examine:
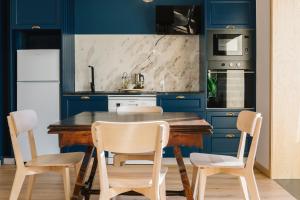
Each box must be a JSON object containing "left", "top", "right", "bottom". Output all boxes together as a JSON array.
[
  {"left": 221, "top": 63, "right": 226, "bottom": 67},
  {"left": 229, "top": 63, "right": 233, "bottom": 67},
  {"left": 237, "top": 63, "right": 241, "bottom": 67}
]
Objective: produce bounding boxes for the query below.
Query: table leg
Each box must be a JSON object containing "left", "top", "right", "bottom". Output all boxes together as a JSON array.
[
  {"left": 173, "top": 145, "right": 194, "bottom": 200},
  {"left": 82, "top": 156, "right": 98, "bottom": 200},
  {"left": 72, "top": 146, "right": 95, "bottom": 200}
]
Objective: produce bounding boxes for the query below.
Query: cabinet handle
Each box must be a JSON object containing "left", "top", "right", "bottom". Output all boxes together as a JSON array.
[
  {"left": 176, "top": 96, "right": 185, "bottom": 99},
  {"left": 226, "top": 112, "right": 234, "bottom": 116},
  {"left": 226, "top": 25, "right": 236, "bottom": 29},
  {"left": 31, "top": 25, "right": 41, "bottom": 29},
  {"left": 80, "top": 96, "right": 90, "bottom": 100},
  {"left": 226, "top": 133, "right": 235, "bottom": 138}
]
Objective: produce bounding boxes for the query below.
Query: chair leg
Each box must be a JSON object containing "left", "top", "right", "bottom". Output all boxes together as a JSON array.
[
  {"left": 192, "top": 167, "right": 200, "bottom": 200},
  {"left": 62, "top": 168, "right": 71, "bottom": 200},
  {"left": 26, "top": 175, "right": 36, "bottom": 200},
  {"left": 159, "top": 178, "right": 166, "bottom": 200},
  {"left": 9, "top": 170, "right": 26, "bottom": 200},
  {"left": 75, "top": 162, "right": 81, "bottom": 176},
  {"left": 239, "top": 176, "right": 249, "bottom": 200},
  {"left": 197, "top": 170, "right": 207, "bottom": 200},
  {"left": 245, "top": 171, "right": 260, "bottom": 200}
]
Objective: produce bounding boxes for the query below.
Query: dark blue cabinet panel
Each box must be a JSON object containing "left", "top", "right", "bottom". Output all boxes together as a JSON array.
[
  {"left": 61, "top": 95, "right": 108, "bottom": 119},
  {"left": 206, "top": 111, "right": 239, "bottom": 129},
  {"left": 61, "top": 95, "right": 108, "bottom": 153},
  {"left": 157, "top": 93, "right": 209, "bottom": 157},
  {"left": 11, "top": 0, "right": 62, "bottom": 29},
  {"left": 157, "top": 93, "right": 205, "bottom": 112},
  {"left": 207, "top": 111, "right": 251, "bottom": 156},
  {"left": 0, "top": 0, "right": 4, "bottom": 163},
  {"left": 207, "top": 0, "right": 255, "bottom": 28}
]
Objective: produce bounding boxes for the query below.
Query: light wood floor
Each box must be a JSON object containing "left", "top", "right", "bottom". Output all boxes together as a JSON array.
[{"left": 0, "top": 164, "right": 295, "bottom": 200}]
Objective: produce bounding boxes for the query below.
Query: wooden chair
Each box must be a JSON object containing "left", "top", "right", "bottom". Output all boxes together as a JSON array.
[
  {"left": 116, "top": 106, "right": 163, "bottom": 113},
  {"left": 91, "top": 121, "right": 169, "bottom": 200},
  {"left": 114, "top": 106, "right": 163, "bottom": 166},
  {"left": 190, "top": 111, "right": 263, "bottom": 200},
  {"left": 7, "top": 110, "right": 84, "bottom": 200}
]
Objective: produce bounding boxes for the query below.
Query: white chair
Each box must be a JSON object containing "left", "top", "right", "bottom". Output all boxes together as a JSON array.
[
  {"left": 190, "top": 111, "right": 262, "bottom": 200},
  {"left": 91, "top": 120, "right": 169, "bottom": 200},
  {"left": 114, "top": 106, "right": 163, "bottom": 166},
  {"left": 7, "top": 110, "right": 84, "bottom": 200}
]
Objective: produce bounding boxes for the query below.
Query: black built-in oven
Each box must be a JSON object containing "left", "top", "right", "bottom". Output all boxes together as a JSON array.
[{"left": 207, "top": 29, "right": 255, "bottom": 109}]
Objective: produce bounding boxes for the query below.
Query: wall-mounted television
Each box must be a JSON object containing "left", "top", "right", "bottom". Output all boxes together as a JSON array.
[{"left": 156, "top": 5, "right": 200, "bottom": 35}]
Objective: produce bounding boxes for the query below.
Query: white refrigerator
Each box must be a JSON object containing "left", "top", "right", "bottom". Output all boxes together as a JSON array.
[{"left": 17, "top": 49, "right": 60, "bottom": 161}]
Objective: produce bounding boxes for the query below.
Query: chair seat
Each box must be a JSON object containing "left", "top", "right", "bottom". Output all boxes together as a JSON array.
[
  {"left": 190, "top": 153, "right": 245, "bottom": 169},
  {"left": 107, "top": 165, "right": 168, "bottom": 188},
  {"left": 26, "top": 152, "right": 84, "bottom": 167}
]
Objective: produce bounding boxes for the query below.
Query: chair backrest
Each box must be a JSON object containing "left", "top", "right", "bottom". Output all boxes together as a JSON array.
[
  {"left": 116, "top": 106, "right": 163, "bottom": 114},
  {"left": 7, "top": 110, "right": 38, "bottom": 166},
  {"left": 91, "top": 121, "right": 169, "bottom": 192},
  {"left": 235, "top": 111, "right": 262, "bottom": 168}
]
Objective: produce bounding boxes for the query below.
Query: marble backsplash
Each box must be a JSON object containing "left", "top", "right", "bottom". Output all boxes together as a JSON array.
[{"left": 75, "top": 35, "right": 200, "bottom": 92}]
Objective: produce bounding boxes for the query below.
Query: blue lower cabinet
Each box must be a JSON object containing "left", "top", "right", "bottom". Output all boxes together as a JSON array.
[
  {"left": 157, "top": 93, "right": 209, "bottom": 157},
  {"left": 61, "top": 95, "right": 108, "bottom": 152},
  {"left": 61, "top": 95, "right": 108, "bottom": 119},
  {"left": 207, "top": 111, "right": 251, "bottom": 156}
]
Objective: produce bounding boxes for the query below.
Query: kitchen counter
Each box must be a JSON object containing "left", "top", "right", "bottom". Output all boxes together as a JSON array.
[{"left": 64, "top": 91, "right": 205, "bottom": 96}]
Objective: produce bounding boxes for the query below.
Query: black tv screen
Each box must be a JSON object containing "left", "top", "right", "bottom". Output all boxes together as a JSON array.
[{"left": 156, "top": 5, "right": 200, "bottom": 35}]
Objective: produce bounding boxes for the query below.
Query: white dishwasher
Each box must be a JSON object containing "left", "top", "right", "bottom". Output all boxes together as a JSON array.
[
  {"left": 108, "top": 95, "right": 157, "bottom": 112},
  {"left": 107, "top": 95, "right": 157, "bottom": 164}
]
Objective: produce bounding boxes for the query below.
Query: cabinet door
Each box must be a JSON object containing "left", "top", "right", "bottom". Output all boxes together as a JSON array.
[
  {"left": 157, "top": 94, "right": 209, "bottom": 157},
  {"left": 11, "top": 0, "right": 61, "bottom": 29},
  {"left": 61, "top": 96, "right": 108, "bottom": 119},
  {"left": 207, "top": 0, "right": 255, "bottom": 28}
]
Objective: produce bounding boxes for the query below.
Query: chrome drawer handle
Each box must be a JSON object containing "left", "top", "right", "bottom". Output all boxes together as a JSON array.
[
  {"left": 176, "top": 96, "right": 185, "bottom": 99},
  {"left": 226, "top": 112, "right": 234, "bottom": 116},
  {"left": 226, "top": 133, "right": 235, "bottom": 138},
  {"left": 80, "top": 96, "right": 90, "bottom": 100},
  {"left": 32, "top": 25, "right": 41, "bottom": 29}
]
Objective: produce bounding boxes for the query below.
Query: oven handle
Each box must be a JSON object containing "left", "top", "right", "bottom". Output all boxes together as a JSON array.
[{"left": 208, "top": 70, "right": 255, "bottom": 74}]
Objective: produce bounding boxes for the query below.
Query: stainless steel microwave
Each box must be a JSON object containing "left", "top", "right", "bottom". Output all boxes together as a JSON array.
[{"left": 207, "top": 29, "right": 254, "bottom": 61}]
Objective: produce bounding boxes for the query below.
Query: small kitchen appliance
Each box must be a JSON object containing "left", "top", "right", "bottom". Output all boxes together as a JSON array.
[{"left": 134, "top": 73, "right": 145, "bottom": 89}]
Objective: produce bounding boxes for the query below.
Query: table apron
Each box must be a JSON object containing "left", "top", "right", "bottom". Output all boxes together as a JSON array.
[{"left": 57, "top": 131, "right": 204, "bottom": 148}]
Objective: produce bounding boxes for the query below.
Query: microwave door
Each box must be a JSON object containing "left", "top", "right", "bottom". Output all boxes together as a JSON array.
[{"left": 213, "top": 34, "right": 243, "bottom": 56}]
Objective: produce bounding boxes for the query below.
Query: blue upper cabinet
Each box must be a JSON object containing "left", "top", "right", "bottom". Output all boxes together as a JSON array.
[
  {"left": 11, "top": 0, "right": 62, "bottom": 29},
  {"left": 206, "top": 0, "right": 256, "bottom": 28}
]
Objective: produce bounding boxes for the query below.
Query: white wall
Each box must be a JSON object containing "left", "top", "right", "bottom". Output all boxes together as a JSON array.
[
  {"left": 256, "top": 0, "right": 271, "bottom": 171},
  {"left": 271, "top": 0, "right": 300, "bottom": 179}
]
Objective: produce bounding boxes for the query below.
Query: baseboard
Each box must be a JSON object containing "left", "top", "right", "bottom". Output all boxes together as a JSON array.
[
  {"left": 3, "top": 158, "right": 16, "bottom": 165},
  {"left": 255, "top": 161, "right": 271, "bottom": 177}
]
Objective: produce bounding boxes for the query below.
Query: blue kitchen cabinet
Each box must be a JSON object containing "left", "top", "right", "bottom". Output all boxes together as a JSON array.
[
  {"left": 206, "top": 0, "right": 256, "bottom": 28},
  {"left": 61, "top": 95, "right": 108, "bottom": 153},
  {"left": 11, "top": 0, "right": 62, "bottom": 29},
  {"left": 61, "top": 95, "right": 108, "bottom": 119},
  {"left": 206, "top": 111, "right": 251, "bottom": 156},
  {"left": 0, "top": 0, "right": 3, "bottom": 164},
  {"left": 157, "top": 93, "right": 210, "bottom": 157}
]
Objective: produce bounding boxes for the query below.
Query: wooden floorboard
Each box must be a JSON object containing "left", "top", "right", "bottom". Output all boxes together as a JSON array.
[{"left": 0, "top": 164, "right": 295, "bottom": 200}]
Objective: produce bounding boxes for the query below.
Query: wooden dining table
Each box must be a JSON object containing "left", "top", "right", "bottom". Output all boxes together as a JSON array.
[{"left": 48, "top": 111, "right": 212, "bottom": 200}]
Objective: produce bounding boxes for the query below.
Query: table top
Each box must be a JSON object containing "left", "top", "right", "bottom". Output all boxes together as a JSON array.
[{"left": 48, "top": 112, "right": 213, "bottom": 134}]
